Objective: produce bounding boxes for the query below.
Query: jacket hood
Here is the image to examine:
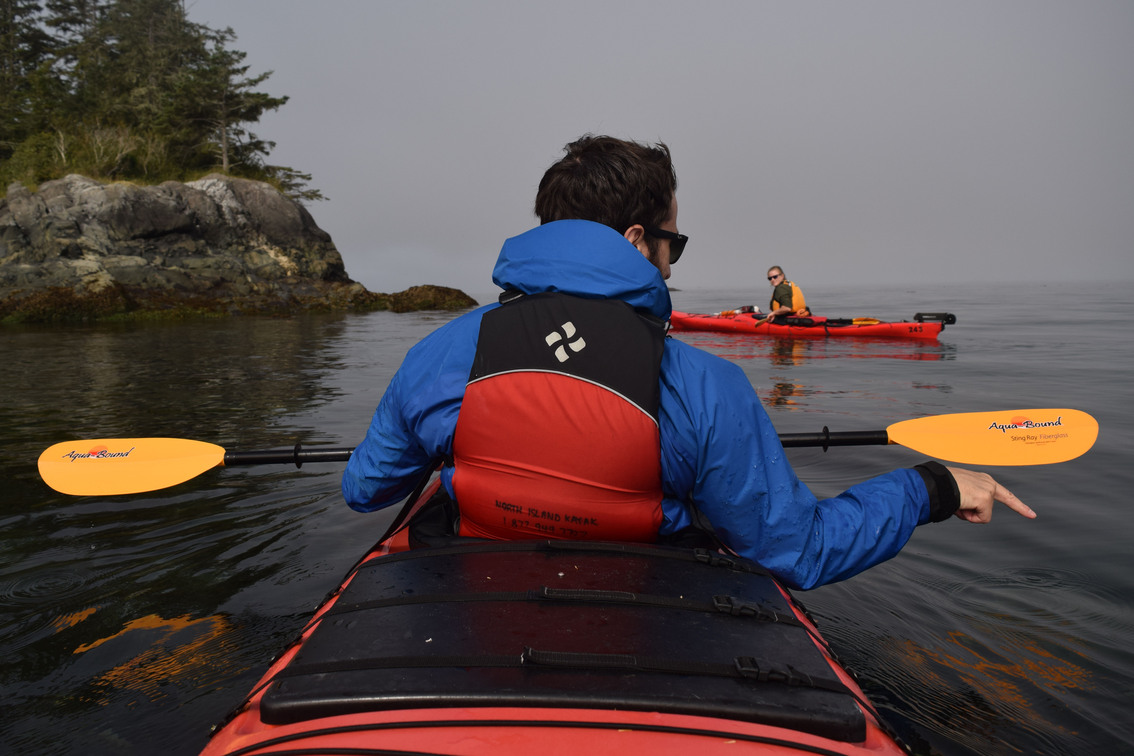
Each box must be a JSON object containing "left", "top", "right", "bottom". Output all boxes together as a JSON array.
[{"left": 491, "top": 220, "right": 673, "bottom": 320}]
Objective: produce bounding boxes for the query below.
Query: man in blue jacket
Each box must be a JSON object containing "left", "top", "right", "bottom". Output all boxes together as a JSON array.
[{"left": 343, "top": 134, "right": 1034, "bottom": 590}]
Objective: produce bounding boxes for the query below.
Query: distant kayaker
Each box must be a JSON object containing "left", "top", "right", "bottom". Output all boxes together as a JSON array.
[
  {"left": 343, "top": 134, "right": 1034, "bottom": 590},
  {"left": 765, "top": 266, "right": 811, "bottom": 322}
]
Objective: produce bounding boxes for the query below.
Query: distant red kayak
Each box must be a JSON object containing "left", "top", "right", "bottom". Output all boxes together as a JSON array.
[{"left": 670, "top": 310, "right": 955, "bottom": 340}]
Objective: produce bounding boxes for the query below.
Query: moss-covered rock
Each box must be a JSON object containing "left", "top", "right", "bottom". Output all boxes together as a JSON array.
[
  {"left": 385, "top": 285, "right": 479, "bottom": 313},
  {"left": 0, "top": 175, "right": 477, "bottom": 323}
]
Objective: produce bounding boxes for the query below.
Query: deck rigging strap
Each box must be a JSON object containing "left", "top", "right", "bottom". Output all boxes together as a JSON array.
[
  {"left": 523, "top": 647, "right": 850, "bottom": 695},
  {"left": 356, "top": 538, "right": 772, "bottom": 575},
  {"left": 323, "top": 585, "right": 805, "bottom": 628},
  {"left": 269, "top": 648, "right": 852, "bottom": 699}
]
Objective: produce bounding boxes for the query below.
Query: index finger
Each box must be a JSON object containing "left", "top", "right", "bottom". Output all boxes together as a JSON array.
[{"left": 997, "top": 484, "right": 1036, "bottom": 519}]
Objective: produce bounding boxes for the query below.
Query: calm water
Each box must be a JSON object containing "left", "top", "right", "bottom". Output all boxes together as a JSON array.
[{"left": 2, "top": 281, "right": 1132, "bottom": 755}]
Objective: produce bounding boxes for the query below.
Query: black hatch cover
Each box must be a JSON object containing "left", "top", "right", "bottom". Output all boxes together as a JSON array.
[{"left": 260, "top": 540, "right": 864, "bottom": 742}]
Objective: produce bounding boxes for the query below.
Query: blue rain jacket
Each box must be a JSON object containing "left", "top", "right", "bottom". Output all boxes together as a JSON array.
[{"left": 343, "top": 220, "right": 934, "bottom": 589}]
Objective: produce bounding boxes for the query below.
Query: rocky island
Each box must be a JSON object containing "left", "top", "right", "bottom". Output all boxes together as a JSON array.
[{"left": 0, "top": 174, "right": 477, "bottom": 323}]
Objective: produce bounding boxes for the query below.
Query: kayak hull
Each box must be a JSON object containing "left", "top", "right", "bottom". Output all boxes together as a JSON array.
[
  {"left": 670, "top": 310, "right": 950, "bottom": 340},
  {"left": 201, "top": 486, "right": 906, "bottom": 755},
  {"left": 206, "top": 706, "right": 905, "bottom": 755}
]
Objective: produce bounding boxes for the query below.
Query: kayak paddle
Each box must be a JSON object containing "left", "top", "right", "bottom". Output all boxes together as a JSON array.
[
  {"left": 38, "top": 408, "right": 1097, "bottom": 496},
  {"left": 778, "top": 408, "right": 1097, "bottom": 466},
  {"left": 37, "top": 440, "right": 354, "bottom": 497}
]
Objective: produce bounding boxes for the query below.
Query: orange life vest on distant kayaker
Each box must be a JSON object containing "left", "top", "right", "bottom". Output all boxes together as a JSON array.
[
  {"left": 452, "top": 292, "right": 665, "bottom": 542},
  {"left": 770, "top": 280, "right": 809, "bottom": 315}
]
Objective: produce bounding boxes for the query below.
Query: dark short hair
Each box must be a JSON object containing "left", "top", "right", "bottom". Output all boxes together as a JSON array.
[{"left": 535, "top": 134, "right": 677, "bottom": 235}]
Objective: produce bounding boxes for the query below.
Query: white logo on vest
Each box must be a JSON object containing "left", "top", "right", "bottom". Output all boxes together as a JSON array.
[{"left": 545, "top": 321, "right": 586, "bottom": 362}]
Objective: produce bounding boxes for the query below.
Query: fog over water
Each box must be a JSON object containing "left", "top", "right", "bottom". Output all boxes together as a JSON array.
[{"left": 186, "top": 0, "right": 1134, "bottom": 293}]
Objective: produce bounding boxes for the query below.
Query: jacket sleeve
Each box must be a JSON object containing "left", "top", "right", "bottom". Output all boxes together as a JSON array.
[
  {"left": 658, "top": 340, "right": 931, "bottom": 589},
  {"left": 341, "top": 308, "right": 487, "bottom": 512}
]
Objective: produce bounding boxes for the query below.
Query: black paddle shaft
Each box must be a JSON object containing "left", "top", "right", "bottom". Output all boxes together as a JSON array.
[
  {"left": 221, "top": 430, "right": 892, "bottom": 469},
  {"left": 777, "top": 428, "right": 890, "bottom": 452},
  {"left": 224, "top": 444, "right": 354, "bottom": 468}
]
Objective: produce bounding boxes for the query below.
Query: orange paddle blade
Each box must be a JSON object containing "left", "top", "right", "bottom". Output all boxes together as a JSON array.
[
  {"left": 886, "top": 408, "right": 1098, "bottom": 465},
  {"left": 38, "top": 438, "right": 225, "bottom": 496}
]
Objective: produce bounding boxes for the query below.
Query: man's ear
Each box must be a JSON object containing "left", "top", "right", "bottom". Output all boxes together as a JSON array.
[{"left": 623, "top": 224, "right": 650, "bottom": 259}]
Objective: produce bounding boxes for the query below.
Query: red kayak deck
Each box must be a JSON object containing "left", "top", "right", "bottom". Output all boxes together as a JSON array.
[
  {"left": 201, "top": 488, "right": 907, "bottom": 756},
  {"left": 670, "top": 310, "right": 954, "bottom": 340}
]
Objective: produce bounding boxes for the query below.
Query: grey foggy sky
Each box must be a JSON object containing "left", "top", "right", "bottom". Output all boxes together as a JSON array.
[{"left": 186, "top": 0, "right": 1134, "bottom": 294}]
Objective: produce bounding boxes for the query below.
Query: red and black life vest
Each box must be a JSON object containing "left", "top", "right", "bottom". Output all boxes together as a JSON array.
[{"left": 452, "top": 292, "right": 666, "bottom": 541}]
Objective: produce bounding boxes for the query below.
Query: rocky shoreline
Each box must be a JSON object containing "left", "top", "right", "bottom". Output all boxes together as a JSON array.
[{"left": 0, "top": 174, "right": 477, "bottom": 323}]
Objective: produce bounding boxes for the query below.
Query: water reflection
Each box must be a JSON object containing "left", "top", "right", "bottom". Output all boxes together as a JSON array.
[
  {"left": 0, "top": 313, "right": 384, "bottom": 754},
  {"left": 810, "top": 541, "right": 1134, "bottom": 755},
  {"left": 766, "top": 381, "right": 807, "bottom": 408},
  {"left": 72, "top": 613, "right": 239, "bottom": 703},
  {"left": 671, "top": 331, "right": 958, "bottom": 418}
]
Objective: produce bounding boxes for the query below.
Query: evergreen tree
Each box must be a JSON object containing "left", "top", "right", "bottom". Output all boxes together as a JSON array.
[
  {"left": 0, "top": 0, "right": 320, "bottom": 200},
  {"left": 42, "top": 0, "right": 111, "bottom": 122},
  {"left": 188, "top": 26, "right": 288, "bottom": 176},
  {"left": 0, "top": 0, "right": 54, "bottom": 162}
]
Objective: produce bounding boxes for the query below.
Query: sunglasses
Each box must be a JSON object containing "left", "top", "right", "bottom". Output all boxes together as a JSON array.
[
  {"left": 644, "top": 227, "right": 688, "bottom": 265},
  {"left": 767, "top": 273, "right": 782, "bottom": 281}
]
